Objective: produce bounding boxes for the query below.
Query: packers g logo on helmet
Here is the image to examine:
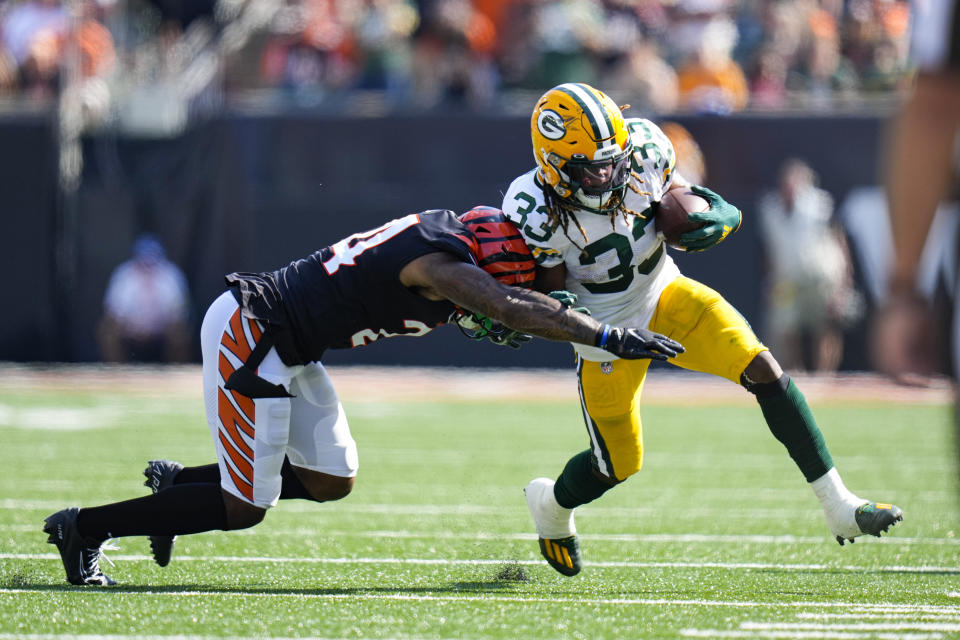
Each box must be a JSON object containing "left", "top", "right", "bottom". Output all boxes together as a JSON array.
[
  {"left": 530, "top": 83, "right": 633, "bottom": 215},
  {"left": 536, "top": 109, "right": 567, "bottom": 140}
]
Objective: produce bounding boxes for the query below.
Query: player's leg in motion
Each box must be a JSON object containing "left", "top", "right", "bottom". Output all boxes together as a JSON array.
[
  {"left": 651, "top": 276, "right": 902, "bottom": 545},
  {"left": 526, "top": 356, "right": 649, "bottom": 576},
  {"left": 43, "top": 293, "right": 357, "bottom": 585},
  {"left": 43, "top": 293, "right": 250, "bottom": 586},
  {"left": 144, "top": 297, "right": 357, "bottom": 568}
]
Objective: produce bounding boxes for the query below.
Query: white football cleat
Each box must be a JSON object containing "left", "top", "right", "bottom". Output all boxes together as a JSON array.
[
  {"left": 812, "top": 469, "right": 903, "bottom": 545},
  {"left": 524, "top": 477, "right": 581, "bottom": 576}
]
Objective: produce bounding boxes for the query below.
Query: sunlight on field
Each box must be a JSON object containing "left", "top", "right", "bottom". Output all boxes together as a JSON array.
[{"left": 0, "top": 364, "right": 957, "bottom": 639}]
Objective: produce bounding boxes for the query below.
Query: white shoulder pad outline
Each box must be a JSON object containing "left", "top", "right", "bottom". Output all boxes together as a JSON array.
[
  {"left": 501, "top": 169, "right": 572, "bottom": 267},
  {"left": 625, "top": 118, "right": 677, "bottom": 187}
]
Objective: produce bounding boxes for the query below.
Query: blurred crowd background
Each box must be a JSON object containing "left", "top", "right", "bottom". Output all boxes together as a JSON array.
[
  {"left": 0, "top": 0, "right": 913, "bottom": 131},
  {"left": 2, "top": 0, "right": 954, "bottom": 375}
]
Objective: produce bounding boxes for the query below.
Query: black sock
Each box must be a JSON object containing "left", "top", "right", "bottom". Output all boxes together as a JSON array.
[
  {"left": 553, "top": 450, "right": 619, "bottom": 509},
  {"left": 174, "top": 459, "right": 310, "bottom": 498},
  {"left": 173, "top": 463, "right": 220, "bottom": 485},
  {"left": 279, "top": 457, "right": 314, "bottom": 500},
  {"left": 76, "top": 483, "right": 228, "bottom": 544}
]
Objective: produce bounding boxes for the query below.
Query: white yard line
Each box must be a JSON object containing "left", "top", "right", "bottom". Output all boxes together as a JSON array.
[
  {"left": 3, "top": 553, "right": 958, "bottom": 574},
  {"left": 2, "top": 587, "right": 959, "bottom": 617},
  {"left": 0, "top": 635, "right": 943, "bottom": 640},
  {"left": 743, "top": 622, "right": 960, "bottom": 632},
  {"left": 681, "top": 631, "right": 939, "bottom": 639},
  {"left": 3, "top": 521, "right": 956, "bottom": 546},
  {"left": 681, "top": 609, "right": 960, "bottom": 639},
  {"left": 797, "top": 613, "right": 960, "bottom": 621},
  {"left": 0, "top": 636, "right": 342, "bottom": 640}
]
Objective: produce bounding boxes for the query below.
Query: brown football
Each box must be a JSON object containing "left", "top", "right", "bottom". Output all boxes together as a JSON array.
[{"left": 655, "top": 189, "right": 709, "bottom": 250}]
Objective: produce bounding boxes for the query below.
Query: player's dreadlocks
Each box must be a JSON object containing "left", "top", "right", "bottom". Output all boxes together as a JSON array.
[{"left": 540, "top": 167, "right": 651, "bottom": 257}]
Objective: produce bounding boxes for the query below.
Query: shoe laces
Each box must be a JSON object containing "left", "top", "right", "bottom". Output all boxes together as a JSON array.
[{"left": 82, "top": 539, "right": 118, "bottom": 577}]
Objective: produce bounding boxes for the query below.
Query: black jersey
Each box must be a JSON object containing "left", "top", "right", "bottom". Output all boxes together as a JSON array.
[{"left": 226, "top": 210, "right": 475, "bottom": 365}]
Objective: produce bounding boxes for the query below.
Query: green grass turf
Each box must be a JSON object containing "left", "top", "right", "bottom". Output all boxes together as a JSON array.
[{"left": 1, "top": 375, "right": 958, "bottom": 639}]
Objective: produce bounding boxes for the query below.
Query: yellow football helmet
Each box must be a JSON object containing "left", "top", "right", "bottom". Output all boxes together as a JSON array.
[{"left": 531, "top": 83, "right": 633, "bottom": 214}]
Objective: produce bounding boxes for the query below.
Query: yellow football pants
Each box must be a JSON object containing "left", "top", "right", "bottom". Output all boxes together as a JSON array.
[{"left": 578, "top": 276, "right": 768, "bottom": 482}]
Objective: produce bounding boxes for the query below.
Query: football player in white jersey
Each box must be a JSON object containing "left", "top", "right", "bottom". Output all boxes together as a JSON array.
[{"left": 503, "top": 82, "right": 903, "bottom": 576}]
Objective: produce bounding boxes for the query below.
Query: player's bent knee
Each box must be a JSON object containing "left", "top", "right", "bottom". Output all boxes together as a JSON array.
[
  {"left": 310, "top": 475, "right": 353, "bottom": 502},
  {"left": 222, "top": 492, "right": 267, "bottom": 530},
  {"left": 296, "top": 469, "right": 354, "bottom": 503},
  {"left": 741, "top": 351, "right": 783, "bottom": 387}
]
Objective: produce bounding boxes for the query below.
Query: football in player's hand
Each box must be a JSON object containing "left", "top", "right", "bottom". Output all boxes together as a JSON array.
[{"left": 655, "top": 189, "right": 709, "bottom": 250}]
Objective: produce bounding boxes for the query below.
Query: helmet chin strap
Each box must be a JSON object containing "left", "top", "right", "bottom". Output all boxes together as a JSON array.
[{"left": 572, "top": 188, "right": 621, "bottom": 214}]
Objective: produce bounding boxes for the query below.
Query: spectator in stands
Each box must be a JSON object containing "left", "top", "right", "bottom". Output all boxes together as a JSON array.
[
  {"left": 0, "top": 43, "right": 15, "bottom": 95},
  {"left": 98, "top": 233, "right": 192, "bottom": 363},
  {"left": 258, "top": 0, "right": 361, "bottom": 97},
  {"left": 787, "top": 8, "right": 859, "bottom": 108},
  {"left": 860, "top": 36, "right": 911, "bottom": 93},
  {"left": 525, "top": 0, "right": 605, "bottom": 89},
  {"left": 605, "top": 38, "right": 679, "bottom": 114},
  {"left": 748, "top": 44, "right": 789, "bottom": 109},
  {"left": 0, "top": 0, "right": 69, "bottom": 98},
  {"left": 353, "top": 0, "right": 419, "bottom": 104},
  {"left": 410, "top": 0, "right": 499, "bottom": 109},
  {"left": 491, "top": 0, "right": 537, "bottom": 88},
  {"left": 758, "top": 158, "right": 863, "bottom": 373},
  {"left": 0, "top": 0, "right": 922, "bottom": 115},
  {"left": 676, "top": 14, "right": 749, "bottom": 113}
]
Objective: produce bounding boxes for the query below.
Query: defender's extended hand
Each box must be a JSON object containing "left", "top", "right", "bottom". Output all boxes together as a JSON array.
[
  {"left": 488, "top": 329, "right": 532, "bottom": 349},
  {"left": 548, "top": 290, "right": 591, "bottom": 315},
  {"left": 679, "top": 185, "right": 742, "bottom": 252},
  {"left": 597, "top": 325, "right": 685, "bottom": 361},
  {"left": 456, "top": 311, "right": 532, "bottom": 349}
]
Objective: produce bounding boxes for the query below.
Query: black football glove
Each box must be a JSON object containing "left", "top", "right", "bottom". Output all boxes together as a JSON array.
[
  {"left": 596, "top": 324, "right": 684, "bottom": 360},
  {"left": 487, "top": 330, "right": 532, "bottom": 349},
  {"left": 455, "top": 312, "right": 532, "bottom": 349}
]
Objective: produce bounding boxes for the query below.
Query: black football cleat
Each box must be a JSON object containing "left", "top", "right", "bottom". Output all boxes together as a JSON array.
[
  {"left": 43, "top": 507, "right": 115, "bottom": 586},
  {"left": 143, "top": 459, "right": 183, "bottom": 566},
  {"left": 836, "top": 502, "right": 903, "bottom": 546},
  {"left": 538, "top": 536, "right": 583, "bottom": 577}
]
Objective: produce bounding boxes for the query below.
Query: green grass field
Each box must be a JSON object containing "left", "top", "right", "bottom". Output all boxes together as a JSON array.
[{"left": 1, "top": 367, "right": 958, "bottom": 639}]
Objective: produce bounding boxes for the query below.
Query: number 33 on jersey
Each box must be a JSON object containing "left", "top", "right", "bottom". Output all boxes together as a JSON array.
[{"left": 502, "top": 117, "right": 682, "bottom": 331}]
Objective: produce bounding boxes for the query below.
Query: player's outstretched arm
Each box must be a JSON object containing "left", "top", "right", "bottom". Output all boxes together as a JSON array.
[
  {"left": 596, "top": 325, "right": 684, "bottom": 361},
  {"left": 401, "top": 252, "right": 684, "bottom": 360}
]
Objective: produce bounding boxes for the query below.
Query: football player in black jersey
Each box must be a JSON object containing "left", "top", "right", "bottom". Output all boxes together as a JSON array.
[{"left": 42, "top": 206, "right": 684, "bottom": 586}]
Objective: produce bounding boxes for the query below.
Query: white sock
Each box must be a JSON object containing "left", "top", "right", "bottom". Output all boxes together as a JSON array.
[
  {"left": 810, "top": 467, "right": 867, "bottom": 539},
  {"left": 526, "top": 478, "right": 576, "bottom": 538}
]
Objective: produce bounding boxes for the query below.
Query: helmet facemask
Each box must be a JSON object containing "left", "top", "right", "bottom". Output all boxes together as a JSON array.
[
  {"left": 560, "top": 144, "right": 634, "bottom": 214},
  {"left": 530, "top": 83, "right": 634, "bottom": 217}
]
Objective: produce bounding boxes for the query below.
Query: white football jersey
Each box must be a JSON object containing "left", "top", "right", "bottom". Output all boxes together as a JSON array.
[{"left": 502, "top": 118, "right": 682, "bottom": 361}]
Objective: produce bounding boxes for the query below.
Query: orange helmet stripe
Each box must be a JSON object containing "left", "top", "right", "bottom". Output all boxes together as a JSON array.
[{"left": 458, "top": 207, "right": 536, "bottom": 288}]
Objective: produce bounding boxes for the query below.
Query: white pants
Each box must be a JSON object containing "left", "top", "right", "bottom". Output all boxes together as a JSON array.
[{"left": 200, "top": 292, "right": 358, "bottom": 508}]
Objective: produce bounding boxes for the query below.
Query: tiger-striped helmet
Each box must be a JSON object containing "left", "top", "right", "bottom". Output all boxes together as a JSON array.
[
  {"left": 457, "top": 206, "right": 535, "bottom": 288},
  {"left": 531, "top": 83, "right": 633, "bottom": 214}
]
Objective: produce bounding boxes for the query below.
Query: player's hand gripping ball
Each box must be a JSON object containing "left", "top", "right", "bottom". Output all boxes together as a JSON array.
[{"left": 654, "top": 189, "right": 709, "bottom": 250}]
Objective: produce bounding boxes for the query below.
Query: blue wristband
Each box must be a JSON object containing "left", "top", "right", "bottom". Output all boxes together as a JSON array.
[{"left": 597, "top": 324, "right": 612, "bottom": 348}]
